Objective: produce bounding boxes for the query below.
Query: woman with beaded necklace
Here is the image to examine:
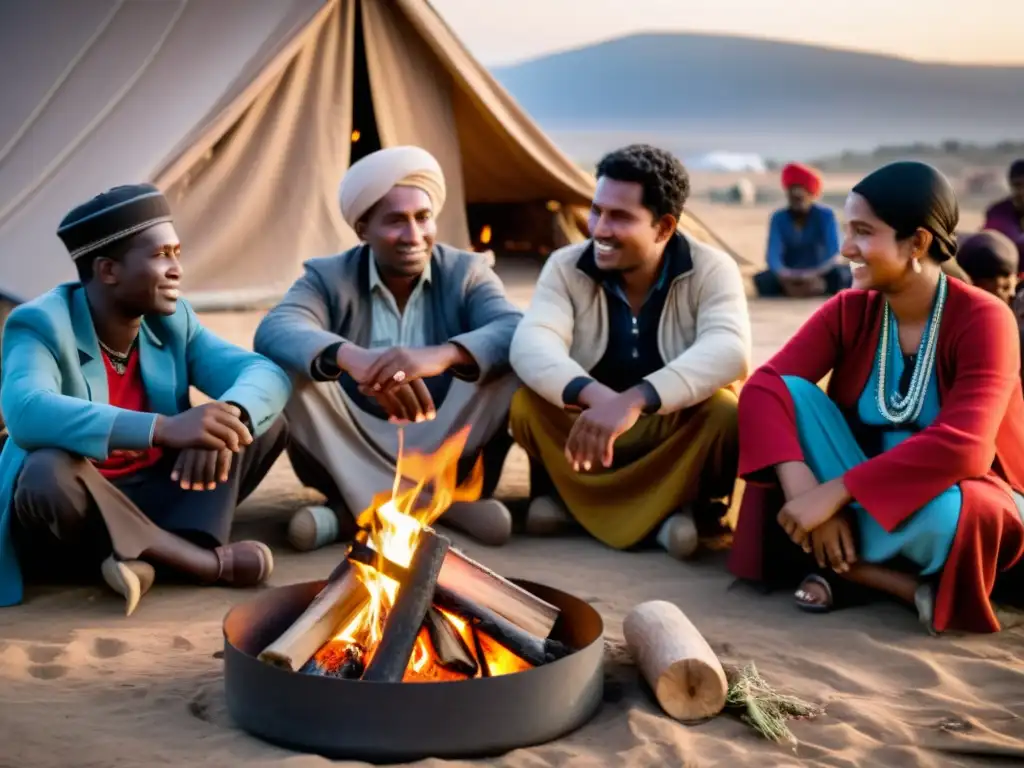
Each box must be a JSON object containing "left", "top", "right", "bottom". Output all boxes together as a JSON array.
[{"left": 728, "top": 161, "right": 1024, "bottom": 634}]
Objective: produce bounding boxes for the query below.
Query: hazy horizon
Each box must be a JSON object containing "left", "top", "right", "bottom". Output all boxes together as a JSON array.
[{"left": 431, "top": 0, "right": 1024, "bottom": 67}]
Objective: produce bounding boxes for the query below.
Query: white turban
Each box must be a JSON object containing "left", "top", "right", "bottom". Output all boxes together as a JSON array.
[{"left": 338, "top": 146, "right": 447, "bottom": 228}]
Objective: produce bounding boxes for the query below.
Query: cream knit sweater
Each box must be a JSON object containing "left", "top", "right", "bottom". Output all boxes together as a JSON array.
[{"left": 509, "top": 234, "right": 751, "bottom": 414}]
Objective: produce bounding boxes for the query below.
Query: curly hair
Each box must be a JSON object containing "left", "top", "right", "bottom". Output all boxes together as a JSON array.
[{"left": 595, "top": 144, "right": 690, "bottom": 221}]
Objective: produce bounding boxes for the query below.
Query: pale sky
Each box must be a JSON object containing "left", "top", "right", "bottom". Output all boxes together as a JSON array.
[{"left": 431, "top": 0, "right": 1024, "bottom": 66}]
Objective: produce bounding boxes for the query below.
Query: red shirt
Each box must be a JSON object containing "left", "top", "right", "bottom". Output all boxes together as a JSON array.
[{"left": 90, "top": 348, "right": 163, "bottom": 479}]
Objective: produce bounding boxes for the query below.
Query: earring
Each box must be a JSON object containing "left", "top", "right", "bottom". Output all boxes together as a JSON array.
[{"left": 912, "top": 258, "right": 922, "bottom": 274}]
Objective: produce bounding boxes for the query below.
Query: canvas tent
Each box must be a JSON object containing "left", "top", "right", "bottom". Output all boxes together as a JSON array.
[{"left": 0, "top": 0, "right": 723, "bottom": 308}]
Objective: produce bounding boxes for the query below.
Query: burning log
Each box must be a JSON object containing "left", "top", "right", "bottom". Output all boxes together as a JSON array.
[
  {"left": 349, "top": 540, "right": 560, "bottom": 639},
  {"left": 623, "top": 600, "right": 728, "bottom": 722},
  {"left": 433, "top": 585, "right": 571, "bottom": 668},
  {"left": 423, "top": 607, "right": 477, "bottom": 677},
  {"left": 471, "top": 627, "right": 491, "bottom": 678},
  {"left": 258, "top": 562, "right": 369, "bottom": 672},
  {"left": 300, "top": 641, "right": 366, "bottom": 679},
  {"left": 362, "top": 529, "right": 450, "bottom": 683},
  {"left": 437, "top": 547, "right": 560, "bottom": 639}
]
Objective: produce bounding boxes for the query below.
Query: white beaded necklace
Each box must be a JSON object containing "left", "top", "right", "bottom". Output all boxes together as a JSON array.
[{"left": 875, "top": 271, "right": 947, "bottom": 425}]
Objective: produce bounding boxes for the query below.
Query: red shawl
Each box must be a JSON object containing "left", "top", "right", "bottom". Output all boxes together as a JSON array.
[{"left": 729, "top": 278, "right": 1024, "bottom": 632}]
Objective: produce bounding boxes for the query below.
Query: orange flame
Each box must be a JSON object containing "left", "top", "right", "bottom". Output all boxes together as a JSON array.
[
  {"left": 479, "top": 225, "right": 492, "bottom": 245},
  {"left": 324, "top": 425, "right": 533, "bottom": 681},
  {"left": 335, "top": 426, "right": 482, "bottom": 663}
]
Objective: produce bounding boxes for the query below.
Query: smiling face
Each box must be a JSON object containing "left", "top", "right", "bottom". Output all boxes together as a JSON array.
[
  {"left": 356, "top": 185, "right": 436, "bottom": 278},
  {"left": 587, "top": 177, "right": 674, "bottom": 272},
  {"left": 841, "top": 192, "right": 931, "bottom": 292},
  {"left": 94, "top": 222, "right": 182, "bottom": 316}
]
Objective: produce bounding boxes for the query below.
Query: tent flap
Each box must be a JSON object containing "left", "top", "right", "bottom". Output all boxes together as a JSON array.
[{"left": 0, "top": 0, "right": 729, "bottom": 306}]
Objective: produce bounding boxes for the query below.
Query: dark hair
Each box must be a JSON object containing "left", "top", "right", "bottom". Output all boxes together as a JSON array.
[
  {"left": 958, "top": 230, "right": 1019, "bottom": 280},
  {"left": 595, "top": 144, "right": 690, "bottom": 221},
  {"left": 1010, "top": 159, "right": 1024, "bottom": 181},
  {"left": 851, "top": 161, "right": 959, "bottom": 263},
  {"left": 75, "top": 238, "right": 131, "bottom": 283}
]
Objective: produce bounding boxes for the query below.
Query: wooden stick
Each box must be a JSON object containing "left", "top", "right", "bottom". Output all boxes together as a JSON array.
[
  {"left": 258, "top": 561, "right": 369, "bottom": 672},
  {"left": 437, "top": 547, "right": 561, "bottom": 639},
  {"left": 433, "top": 585, "right": 570, "bottom": 668},
  {"left": 623, "top": 600, "right": 728, "bottom": 722},
  {"left": 423, "top": 607, "right": 477, "bottom": 677},
  {"left": 348, "top": 542, "right": 561, "bottom": 639},
  {"left": 361, "top": 529, "right": 450, "bottom": 682}
]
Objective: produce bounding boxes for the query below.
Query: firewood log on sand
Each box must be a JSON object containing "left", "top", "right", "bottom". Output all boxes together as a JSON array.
[{"left": 623, "top": 600, "right": 728, "bottom": 722}]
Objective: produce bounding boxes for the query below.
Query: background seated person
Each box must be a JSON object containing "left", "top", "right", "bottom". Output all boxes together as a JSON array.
[{"left": 753, "top": 163, "right": 851, "bottom": 298}]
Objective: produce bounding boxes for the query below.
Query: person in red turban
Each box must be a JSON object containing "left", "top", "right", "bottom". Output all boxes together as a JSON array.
[
  {"left": 780, "top": 162, "right": 823, "bottom": 198},
  {"left": 753, "top": 163, "right": 852, "bottom": 298}
]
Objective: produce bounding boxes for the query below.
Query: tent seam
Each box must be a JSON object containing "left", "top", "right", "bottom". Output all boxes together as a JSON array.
[{"left": 0, "top": 0, "right": 189, "bottom": 229}]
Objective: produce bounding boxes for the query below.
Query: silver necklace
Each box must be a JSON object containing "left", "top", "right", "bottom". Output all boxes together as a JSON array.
[
  {"left": 97, "top": 337, "right": 136, "bottom": 375},
  {"left": 875, "top": 272, "right": 947, "bottom": 425}
]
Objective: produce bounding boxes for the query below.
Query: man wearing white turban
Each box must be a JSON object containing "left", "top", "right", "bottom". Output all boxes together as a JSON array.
[{"left": 255, "top": 147, "right": 522, "bottom": 550}]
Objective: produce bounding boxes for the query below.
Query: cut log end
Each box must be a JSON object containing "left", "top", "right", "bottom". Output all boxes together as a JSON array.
[
  {"left": 623, "top": 600, "right": 728, "bottom": 722},
  {"left": 656, "top": 658, "right": 728, "bottom": 722}
]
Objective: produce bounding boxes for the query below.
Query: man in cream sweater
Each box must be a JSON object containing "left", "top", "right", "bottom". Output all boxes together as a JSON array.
[{"left": 509, "top": 144, "right": 751, "bottom": 559}]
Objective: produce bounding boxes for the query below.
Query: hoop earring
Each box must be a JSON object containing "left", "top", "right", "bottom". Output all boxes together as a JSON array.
[{"left": 912, "top": 258, "right": 922, "bottom": 274}]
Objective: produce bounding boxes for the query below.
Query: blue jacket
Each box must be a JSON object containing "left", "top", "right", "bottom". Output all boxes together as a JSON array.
[{"left": 0, "top": 283, "right": 292, "bottom": 605}]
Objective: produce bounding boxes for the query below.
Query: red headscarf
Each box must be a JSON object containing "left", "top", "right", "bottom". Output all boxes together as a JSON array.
[{"left": 781, "top": 163, "right": 823, "bottom": 198}]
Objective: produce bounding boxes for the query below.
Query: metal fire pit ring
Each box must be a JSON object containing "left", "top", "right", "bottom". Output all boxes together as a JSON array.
[{"left": 223, "top": 578, "right": 605, "bottom": 763}]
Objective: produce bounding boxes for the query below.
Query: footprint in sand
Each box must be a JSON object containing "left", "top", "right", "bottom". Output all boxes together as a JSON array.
[
  {"left": 26, "top": 644, "right": 63, "bottom": 664},
  {"left": 28, "top": 664, "right": 68, "bottom": 680},
  {"left": 188, "top": 685, "right": 231, "bottom": 727},
  {"left": 91, "top": 637, "right": 129, "bottom": 659},
  {"left": 172, "top": 636, "right": 194, "bottom": 651},
  {"left": 25, "top": 644, "right": 69, "bottom": 681}
]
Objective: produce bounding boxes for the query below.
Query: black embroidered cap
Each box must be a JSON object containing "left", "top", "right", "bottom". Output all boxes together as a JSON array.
[{"left": 57, "top": 183, "right": 173, "bottom": 261}]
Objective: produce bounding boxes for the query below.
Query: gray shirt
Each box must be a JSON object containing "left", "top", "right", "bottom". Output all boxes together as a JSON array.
[{"left": 367, "top": 254, "right": 430, "bottom": 350}]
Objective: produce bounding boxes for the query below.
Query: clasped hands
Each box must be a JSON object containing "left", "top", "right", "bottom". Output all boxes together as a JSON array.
[
  {"left": 777, "top": 476, "right": 858, "bottom": 573},
  {"left": 563, "top": 383, "right": 645, "bottom": 473},
  {"left": 151, "top": 401, "right": 253, "bottom": 492},
  {"left": 339, "top": 343, "right": 464, "bottom": 424}
]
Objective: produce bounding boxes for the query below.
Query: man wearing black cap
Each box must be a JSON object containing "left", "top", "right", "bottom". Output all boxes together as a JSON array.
[{"left": 0, "top": 184, "right": 292, "bottom": 615}]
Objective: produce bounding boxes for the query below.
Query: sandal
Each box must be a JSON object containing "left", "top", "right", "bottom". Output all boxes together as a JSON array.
[
  {"left": 210, "top": 541, "right": 274, "bottom": 587},
  {"left": 794, "top": 573, "right": 833, "bottom": 613}
]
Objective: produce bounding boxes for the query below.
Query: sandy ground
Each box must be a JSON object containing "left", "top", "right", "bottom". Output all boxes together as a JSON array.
[{"left": 2, "top": 202, "right": 1021, "bottom": 768}]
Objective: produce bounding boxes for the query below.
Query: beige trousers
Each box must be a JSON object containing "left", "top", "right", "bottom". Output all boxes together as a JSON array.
[{"left": 285, "top": 373, "right": 519, "bottom": 515}]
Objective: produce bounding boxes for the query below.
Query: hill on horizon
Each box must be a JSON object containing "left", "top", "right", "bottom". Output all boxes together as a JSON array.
[{"left": 491, "top": 33, "right": 1024, "bottom": 160}]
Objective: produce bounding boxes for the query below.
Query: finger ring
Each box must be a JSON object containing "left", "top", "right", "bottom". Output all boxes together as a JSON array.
[{"left": 393, "top": 370, "right": 406, "bottom": 382}]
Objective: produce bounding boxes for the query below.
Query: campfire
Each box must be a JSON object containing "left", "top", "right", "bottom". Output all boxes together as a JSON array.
[{"left": 258, "top": 427, "right": 568, "bottom": 684}]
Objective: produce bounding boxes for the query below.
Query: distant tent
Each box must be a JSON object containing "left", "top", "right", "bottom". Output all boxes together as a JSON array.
[{"left": 0, "top": 0, "right": 725, "bottom": 308}]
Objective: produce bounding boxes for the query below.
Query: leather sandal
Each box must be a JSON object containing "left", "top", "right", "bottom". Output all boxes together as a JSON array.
[
  {"left": 794, "top": 573, "right": 833, "bottom": 613},
  {"left": 101, "top": 555, "right": 156, "bottom": 617},
  {"left": 211, "top": 541, "right": 274, "bottom": 587}
]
